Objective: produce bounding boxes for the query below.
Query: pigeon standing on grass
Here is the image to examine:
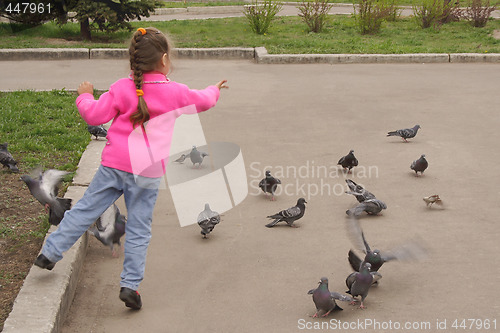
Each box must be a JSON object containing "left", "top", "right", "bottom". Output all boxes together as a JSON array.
[
  {"left": 87, "top": 125, "right": 107, "bottom": 140},
  {"left": 190, "top": 146, "right": 209, "bottom": 168},
  {"left": 337, "top": 150, "right": 358, "bottom": 173},
  {"left": 265, "top": 198, "right": 307, "bottom": 228},
  {"left": 197, "top": 203, "right": 220, "bottom": 239},
  {"left": 387, "top": 124, "right": 421, "bottom": 142},
  {"left": 346, "top": 262, "right": 374, "bottom": 309},
  {"left": 259, "top": 170, "right": 281, "bottom": 201},
  {"left": 307, "top": 277, "right": 354, "bottom": 317},
  {"left": 0, "top": 143, "right": 19, "bottom": 173},
  {"left": 20, "top": 169, "right": 72, "bottom": 226},
  {"left": 88, "top": 203, "right": 126, "bottom": 257},
  {"left": 346, "top": 199, "right": 387, "bottom": 217},
  {"left": 345, "top": 179, "right": 375, "bottom": 203},
  {"left": 411, "top": 154, "right": 428, "bottom": 176}
]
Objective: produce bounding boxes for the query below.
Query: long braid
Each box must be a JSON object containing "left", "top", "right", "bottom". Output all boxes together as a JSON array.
[
  {"left": 130, "top": 31, "right": 150, "bottom": 128},
  {"left": 128, "top": 28, "right": 171, "bottom": 128}
]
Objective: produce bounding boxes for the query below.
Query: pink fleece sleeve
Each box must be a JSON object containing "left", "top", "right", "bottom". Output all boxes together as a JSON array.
[
  {"left": 179, "top": 85, "right": 220, "bottom": 115},
  {"left": 75, "top": 90, "right": 119, "bottom": 126}
]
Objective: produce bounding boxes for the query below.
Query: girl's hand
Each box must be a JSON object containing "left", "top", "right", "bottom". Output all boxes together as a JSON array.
[
  {"left": 216, "top": 80, "right": 228, "bottom": 90},
  {"left": 77, "top": 81, "right": 94, "bottom": 95}
]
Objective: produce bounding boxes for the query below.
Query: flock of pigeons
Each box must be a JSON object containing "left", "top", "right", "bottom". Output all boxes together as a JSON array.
[{"left": 0, "top": 122, "right": 436, "bottom": 314}]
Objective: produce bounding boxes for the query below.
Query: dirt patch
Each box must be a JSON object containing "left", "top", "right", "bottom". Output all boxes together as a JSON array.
[
  {"left": 0, "top": 170, "right": 50, "bottom": 330},
  {"left": 493, "top": 29, "right": 500, "bottom": 39}
]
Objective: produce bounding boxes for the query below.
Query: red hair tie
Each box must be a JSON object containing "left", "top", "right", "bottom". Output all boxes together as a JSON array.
[{"left": 137, "top": 28, "right": 146, "bottom": 35}]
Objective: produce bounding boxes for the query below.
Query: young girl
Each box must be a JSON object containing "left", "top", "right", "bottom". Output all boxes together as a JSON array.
[{"left": 34, "top": 27, "right": 228, "bottom": 310}]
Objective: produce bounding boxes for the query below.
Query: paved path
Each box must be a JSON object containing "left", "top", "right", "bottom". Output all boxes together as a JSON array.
[{"left": 3, "top": 58, "right": 499, "bottom": 332}]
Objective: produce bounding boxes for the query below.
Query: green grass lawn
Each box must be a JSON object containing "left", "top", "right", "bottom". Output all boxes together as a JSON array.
[
  {"left": 1, "top": 15, "right": 500, "bottom": 53},
  {"left": 0, "top": 90, "right": 90, "bottom": 171}
]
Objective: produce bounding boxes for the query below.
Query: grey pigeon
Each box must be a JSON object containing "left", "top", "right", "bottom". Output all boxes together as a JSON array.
[
  {"left": 345, "top": 179, "right": 375, "bottom": 203},
  {"left": 265, "top": 198, "right": 307, "bottom": 228},
  {"left": 190, "top": 146, "right": 209, "bottom": 168},
  {"left": 346, "top": 216, "right": 428, "bottom": 274},
  {"left": 197, "top": 203, "right": 220, "bottom": 239},
  {"left": 174, "top": 154, "right": 187, "bottom": 163},
  {"left": 87, "top": 125, "right": 107, "bottom": 140},
  {"left": 0, "top": 143, "right": 19, "bottom": 173},
  {"left": 259, "top": 170, "right": 281, "bottom": 201},
  {"left": 337, "top": 150, "right": 358, "bottom": 173},
  {"left": 20, "top": 169, "right": 72, "bottom": 226},
  {"left": 387, "top": 124, "right": 421, "bottom": 142},
  {"left": 411, "top": 154, "right": 428, "bottom": 176},
  {"left": 307, "top": 277, "right": 354, "bottom": 317},
  {"left": 345, "top": 262, "right": 375, "bottom": 309},
  {"left": 346, "top": 199, "right": 386, "bottom": 217},
  {"left": 88, "top": 203, "right": 126, "bottom": 257}
]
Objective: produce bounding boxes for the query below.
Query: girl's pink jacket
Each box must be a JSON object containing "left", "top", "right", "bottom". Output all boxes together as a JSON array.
[{"left": 76, "top": 72, "right": 220, "bottom": 177}]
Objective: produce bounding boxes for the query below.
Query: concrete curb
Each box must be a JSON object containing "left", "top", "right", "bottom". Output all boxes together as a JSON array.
[
  {"left": 2, "top": 139, "right": 106, "bottom": 333},
  {"left": 1, "top": 47, "right": 500, "bottom": 63}
]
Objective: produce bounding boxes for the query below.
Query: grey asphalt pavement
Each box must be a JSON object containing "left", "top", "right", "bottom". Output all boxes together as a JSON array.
[{"left": 3, "top": 57, "right": 500, "bottom": 332}]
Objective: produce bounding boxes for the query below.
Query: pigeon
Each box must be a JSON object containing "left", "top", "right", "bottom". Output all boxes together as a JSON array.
[
  {"left": 307, "top": 277, "right": 354, "bottom": 317},
  {"left": 345, "top": 179, "right": 375, "bottom": 203},
  {"left": 174, "top": 154, "right": 187, "bottom": 163},
  {"left": 423, "top": 194, "right": 443, "bottom": 207},
  {"left": 87, "top": 125, "right": 107, "bottom": 140},
  {"left": 387, "top": 124, "right": 421, "bottom": 142},
  {"left": 345, "top": 262, "right": 374, "bottom": 309},
  {"left": 258, "top": 170, "right": 281, "bottom": 201},
  {"left": 88, "top": 203, "right": 126, "bottom": 257},
  {"left": 410, "top": 154, "right": 428, "bottom": 176},
  {"left": 0, "top": 143, "right": 19, "bottom": 173},
  {"left": 346, "top": 216, "right": 428, "bottom": 275},
  {"left": 265, "top": 198, "right": 307, "bottom": 228},
  {"left": 190, "top": 146, "right": 209, "bottom": 168},
  {"left": 337, "top": 150, "right": 358, "bottom": 173},
  {"left": 197, "top": 203, "right": 220, "bottom": 239},
  {"left": 20, "top": 169, "right": 72, "bottom": 226},
  {"left": 346, "top": 199, "right": 386, "bottom": 217}
]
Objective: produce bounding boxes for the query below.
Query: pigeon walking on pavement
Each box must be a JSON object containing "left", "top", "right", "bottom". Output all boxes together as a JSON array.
[
  {"left": 197, "top": 203, "right": 220, "bottom": 239},
  {"left": 345, "top": 179, "right": 376, "bottom": 203},
  {"left": 411, "top": 154, "right": 428, "bottom": 176},
  {"left": 337, "top": 150, "right": 358, "bottom": 173},
  {"left": 259, "top": 170, "right": 281, "bottom": 201},
  {"left": 346, "top": 199, "right": 387, "bottom": 217},
  {"left": 190, "top": 146, "right": 209, "bottom": 168},
  {"left": 387, "top": 124, "right": 421, "bottom": 142},
  {"left": 88, "top": 203, "right": 126, "bottom": 257},
  {"left": 265, "top": 198, "right": 307, "bottom": 228},
  {"left": 345, "top": 262, "right": 374, "bottom": 309},
  {"left": 174, "top": 154, "right": 187, "bottom": 163},
  {"left": 0, "top": 143, "right": 19, "bottom": 173},
  {"left": 307, "top": 277, "right": 354, "bottom": 317},
  {"left": 20, "top": 169, "right": 72, "bottom": 226},
  {"left": 87, "top": 125, "right": 107, "bottom": 140}
]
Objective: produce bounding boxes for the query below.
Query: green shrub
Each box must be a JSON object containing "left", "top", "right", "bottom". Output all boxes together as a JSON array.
[
  {"left": 353, "top": 0, "right": 391, "bottom": 34},
  {"left": 297, "top": 0, "right": 334, "bottom": 33},
  {"left": 243, "top": 0, "right": 283, "bottom": 34},
  {"left": 463, "top": 0, "right": 496, "bottom": 27},
  {"left": 412, "top": 0, "right": 454, "bottom": 28}
]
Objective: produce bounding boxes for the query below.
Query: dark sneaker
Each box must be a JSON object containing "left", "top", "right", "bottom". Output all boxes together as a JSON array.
[
  {"left": 119, "top": 287, "right": 142, "bottom": 310},
  {"left": 34, "top": 254, "right": 55, "bottom": 270}
]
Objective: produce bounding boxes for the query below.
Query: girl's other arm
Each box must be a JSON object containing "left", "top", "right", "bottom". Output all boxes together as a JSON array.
[{"left": 76, "top": 81, "right": 118, "bottom": 126}]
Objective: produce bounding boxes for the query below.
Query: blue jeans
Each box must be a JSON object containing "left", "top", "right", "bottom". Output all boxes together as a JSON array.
[{"left": 42, "top": 165, "right": 161, "bottom": 291}]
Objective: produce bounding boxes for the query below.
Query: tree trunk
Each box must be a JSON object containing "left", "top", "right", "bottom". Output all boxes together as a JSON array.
[{"left": 80, "top": 17, "right": 91, "bottom": 40}]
